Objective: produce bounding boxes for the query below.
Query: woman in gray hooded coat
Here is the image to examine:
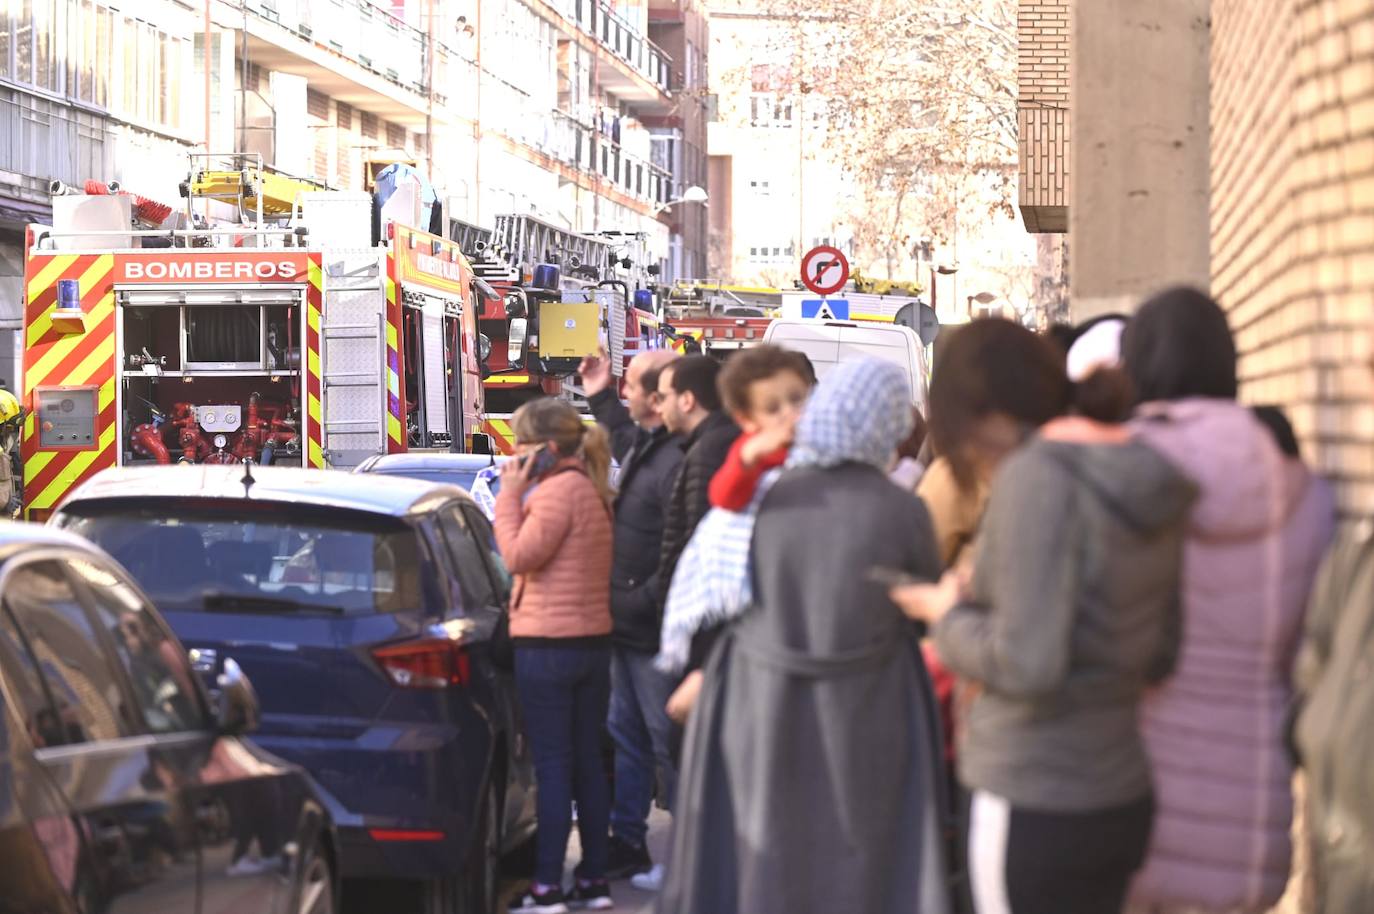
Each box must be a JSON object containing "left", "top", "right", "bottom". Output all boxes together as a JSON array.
[{"left": 656, "top": 358, "right": 952, "bottom": 914}]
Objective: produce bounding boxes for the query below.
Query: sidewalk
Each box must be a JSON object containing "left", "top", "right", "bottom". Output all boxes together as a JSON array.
[{"left": 499, "top": 807, "right": 671, "bottom": 913}]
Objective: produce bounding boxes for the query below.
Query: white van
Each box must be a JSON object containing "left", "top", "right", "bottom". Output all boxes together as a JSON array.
[{"left": 763, "top": 318, "right": 929, "bottom": 411}]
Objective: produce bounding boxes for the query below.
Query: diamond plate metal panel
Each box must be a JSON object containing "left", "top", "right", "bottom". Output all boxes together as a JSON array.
[{"left": 321, "top": 252, "right": 386, "bottom": 465}]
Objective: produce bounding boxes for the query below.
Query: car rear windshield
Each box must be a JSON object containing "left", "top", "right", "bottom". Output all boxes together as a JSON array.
[{"left": 58, "top": 500, "right": 426, "bottom": 616}]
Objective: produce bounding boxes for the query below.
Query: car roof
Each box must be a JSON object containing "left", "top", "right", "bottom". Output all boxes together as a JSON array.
[
  {"left": 58, "top": 465, "right": 474, "bottom": 518},
  {"left": 357, "top": 453, "right": 506, "bottom": 473},
  {"left": 767, "top": 318, "right": 921, "bottom": 338},
  {"left": 0, "top": 522, "right": 108, "bottom": 563}
]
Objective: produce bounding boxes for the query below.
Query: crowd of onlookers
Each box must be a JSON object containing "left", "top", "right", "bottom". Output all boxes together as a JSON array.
[{"left": 491, "top": 284, "right": 1374, "bottom": 914}]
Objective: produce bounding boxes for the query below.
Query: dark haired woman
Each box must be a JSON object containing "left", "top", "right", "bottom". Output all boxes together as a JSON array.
[
  {"left": 1121, "top": 288, "right": 1334, "bottom": 914},
  {"left": 893, "top": 318, "right": 1196, "bottom": 914}
]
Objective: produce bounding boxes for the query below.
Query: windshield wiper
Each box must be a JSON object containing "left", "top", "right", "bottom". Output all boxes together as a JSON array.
[{"left": 201, "top": 592, "right": 348, "bottom": 616}]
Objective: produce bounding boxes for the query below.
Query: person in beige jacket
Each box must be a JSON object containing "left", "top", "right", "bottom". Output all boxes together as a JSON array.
[{"left": 495, "top": 397, "right": 616, "bottom": 913}]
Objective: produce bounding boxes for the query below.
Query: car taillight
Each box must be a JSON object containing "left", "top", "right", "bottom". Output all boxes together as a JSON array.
[
  {"left": 371, "top": 639, "right": 470, "bottom": 688},
  {"left": 368, "top": 828, "right": 445, "bottom": 842}
]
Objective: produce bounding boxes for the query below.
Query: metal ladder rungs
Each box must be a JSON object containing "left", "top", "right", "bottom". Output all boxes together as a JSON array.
[{"left": 325, "top": 419, "right": 383, "bottom": 430}]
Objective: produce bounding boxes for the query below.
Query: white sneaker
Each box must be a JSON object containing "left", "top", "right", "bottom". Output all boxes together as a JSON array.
[{"left": 630, "top": 864, "right": 664, "bottom": 892}]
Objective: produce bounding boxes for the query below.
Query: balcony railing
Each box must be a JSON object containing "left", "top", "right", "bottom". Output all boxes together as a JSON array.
[
  {"left": 243, "top": 0, "right": 448, "bottom": 102},
  {"left": 566, "top": 0, "right": 672, "bottom": 93},
  {"left": 543, "top": 110, "right": 672, "bottom": 207}
]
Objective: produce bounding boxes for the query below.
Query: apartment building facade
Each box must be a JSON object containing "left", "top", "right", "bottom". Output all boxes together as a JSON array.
[
  {"left": 704, "top": 0, "right": 855, "bottom": 287},
  {"left": 1, "top": 0, "right": 700, "bottom": 389},
  {"left": 647, "top": 0, "right": 710, "bottom": 280},
  {"left": 1018, "top": 0, "right": 1374, "bottom": 518}
]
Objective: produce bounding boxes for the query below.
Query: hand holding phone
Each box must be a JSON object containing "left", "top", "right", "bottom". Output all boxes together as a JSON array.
[{"left": 517, "top": 445, "right": 559, "bottom": 479}]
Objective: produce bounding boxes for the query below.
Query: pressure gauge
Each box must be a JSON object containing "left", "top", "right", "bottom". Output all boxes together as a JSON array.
[{"left": 214, "top": 434, "right": 228, "bottom": 449}]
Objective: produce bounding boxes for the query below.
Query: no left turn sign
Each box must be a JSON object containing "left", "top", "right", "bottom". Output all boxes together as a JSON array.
[{"left": 800, "top": 245, "right": 850, "bottom": 297}]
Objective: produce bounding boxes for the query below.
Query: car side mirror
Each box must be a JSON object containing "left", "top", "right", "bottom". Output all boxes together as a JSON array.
[{"left": 215, "top": 658, "right": 261, "bottom": 736}]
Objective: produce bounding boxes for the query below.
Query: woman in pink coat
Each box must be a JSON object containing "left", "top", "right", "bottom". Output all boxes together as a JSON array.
[{"left": 1122, "top": 288, "right": 1335, "bottom": 914}]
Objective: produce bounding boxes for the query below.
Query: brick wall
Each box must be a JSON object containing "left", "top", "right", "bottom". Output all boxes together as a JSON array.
[
  {"left": 1018, "top": 0, "right": 1069, "bottom": 232},
  {"left": 1212, "top": 0, "right": 1374, "bottom": 516}
]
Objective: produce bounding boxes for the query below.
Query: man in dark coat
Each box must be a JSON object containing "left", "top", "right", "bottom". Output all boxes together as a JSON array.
[
  {"left": 654, "top": 355, "right": 741, "bottom": 610},
  {"left": 657, "top": 359, "right": 952, "bottom": 914},
  {"left": 580, "top": 348, "right": 685, "bottom": 880}
]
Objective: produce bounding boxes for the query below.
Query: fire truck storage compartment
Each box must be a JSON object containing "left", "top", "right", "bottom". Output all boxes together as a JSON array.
[
  {"left": 401, "top": 289, "right": 462, "bottom": 449},
  {"left": 118, "top": 288, "right": 304, "bottom": 467}
]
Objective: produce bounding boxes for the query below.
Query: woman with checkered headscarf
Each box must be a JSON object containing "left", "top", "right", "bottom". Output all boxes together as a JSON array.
[{"left": 657, "top": 358, "right": 953, "bottom": 914}]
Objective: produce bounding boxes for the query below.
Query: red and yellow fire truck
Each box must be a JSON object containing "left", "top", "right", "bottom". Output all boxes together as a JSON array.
[
  {"left": 21, "top": 172, "right": 489, "bottom": 520},
  {"left": 464, "top": 215, "right": 664, "bottom": 454}
]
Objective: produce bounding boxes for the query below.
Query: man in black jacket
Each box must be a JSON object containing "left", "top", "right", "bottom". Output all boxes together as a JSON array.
[
  {"left": 580, "top": 347, "right": 684, "bottom": 881},
  {"left": 655, "top": 356, "right": 741, "bottom": 610}
]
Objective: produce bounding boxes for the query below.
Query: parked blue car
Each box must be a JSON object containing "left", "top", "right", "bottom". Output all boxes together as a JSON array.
[
  {"left": 52, "top": 465, "right": 535, "bottom": 914},
  {"left": 354, "top": 454, "right": 506, "bottom": 520}
]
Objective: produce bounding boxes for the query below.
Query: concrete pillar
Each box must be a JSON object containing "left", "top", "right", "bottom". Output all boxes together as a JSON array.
[{"left": 1069, "top": 0, "right": 1211, "bottom": 319}]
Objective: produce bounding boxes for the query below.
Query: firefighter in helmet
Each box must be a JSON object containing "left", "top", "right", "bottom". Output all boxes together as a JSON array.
[{"left": 0, "top": 388, "right": 23, "bottom": 518}]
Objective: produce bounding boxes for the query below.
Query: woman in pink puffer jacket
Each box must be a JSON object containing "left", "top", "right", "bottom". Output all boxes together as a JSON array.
[{"left": 1122, "top": 288, "right": 1334, "bottom": 914}]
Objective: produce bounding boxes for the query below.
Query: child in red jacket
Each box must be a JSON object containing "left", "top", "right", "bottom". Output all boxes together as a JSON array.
[
  {"left": 706, "top": 346, "right": 816, "bottom": 512},
  {"left": 662, "top": 346, "right": 815, "bottom": 726}
]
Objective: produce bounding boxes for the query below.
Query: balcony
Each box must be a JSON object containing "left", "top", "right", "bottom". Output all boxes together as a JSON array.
[
  {"left": 536, "top": 110, "right": 672, "bottom": 209},
  {"left": 240, "top": 0, "right": 451, "bottom": 126},
  {"left": 551, "top": 0, "right": 673, "bottom": 105}
]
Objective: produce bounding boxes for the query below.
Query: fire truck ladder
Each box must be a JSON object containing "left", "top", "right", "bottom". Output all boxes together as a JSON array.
[
  {"left": 448, "top": 218, "right": 494, "bottom": 259},
  {"left": 184, "top": 153, "right": 329, "bottom": 225},
  {"left": 492, "top": 214, "right": 614, "bottom": 280}
]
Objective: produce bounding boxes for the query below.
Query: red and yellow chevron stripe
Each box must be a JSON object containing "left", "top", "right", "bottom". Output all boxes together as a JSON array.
[
  {"left": 385, "top": 253, "right": 405, "bottom": 453},
  {"left": 305, "top": 255, "right": 326, "bottom": 468},
  {"left": 22, "top": 252, "right": 118, "bottom": 517},
  {"left": 482, "top": 417, "right": 517, "bottom": 455},
  {"left": 482, "top": 411, "right": 600, "bottom": 457}
]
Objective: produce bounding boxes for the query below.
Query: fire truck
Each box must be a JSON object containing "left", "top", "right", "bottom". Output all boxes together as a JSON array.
[
  {"left": 459, "top": 214, "right": 664, "bottom": 454},
  {"left": 656, "top": 280, "right": 931, "bottom": 359},
  {"left": 20, "top": 156, "right": 489, "bottom": 520}
]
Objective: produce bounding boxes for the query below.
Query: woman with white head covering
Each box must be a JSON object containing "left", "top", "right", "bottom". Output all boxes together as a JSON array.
[{"left": 656, "top": 358, "right": 953, "bottom": 914}]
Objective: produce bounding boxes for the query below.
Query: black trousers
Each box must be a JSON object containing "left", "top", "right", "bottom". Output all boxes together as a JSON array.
[{"left": 966, "top": 790, "right": 1153, "bottom": 914}]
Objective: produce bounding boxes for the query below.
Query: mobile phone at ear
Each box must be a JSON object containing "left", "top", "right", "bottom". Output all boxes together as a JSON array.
[
  {"left": 524, "top": 446, "right": 559, "bottom": 478},
  {"left": 864, "top": 566, "right": 925, "bottom": 588}
]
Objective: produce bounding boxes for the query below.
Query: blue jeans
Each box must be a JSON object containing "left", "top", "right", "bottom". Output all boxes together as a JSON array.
[
  {"left": 608, "top": 646, "right": 678, "bottom": 846},
  {"left": 515, "top": 643, "right": 612, "bottom": 886}
]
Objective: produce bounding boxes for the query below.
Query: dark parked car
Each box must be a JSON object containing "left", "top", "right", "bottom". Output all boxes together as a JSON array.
[
  {"left": 53, "top": 466, "right": 535, "bottom": 914},
  {"left": 0, "top": 523, "right": 334, "bottom": 914}
]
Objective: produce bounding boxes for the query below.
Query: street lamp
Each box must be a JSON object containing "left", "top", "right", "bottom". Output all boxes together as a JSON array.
[
  {"left": 968, "top": 291, "right": 998, "bottom": 318},
  {"left": 929, "top": 261, "right": 958, "bottom": 314},
  {"left": 655, "top": 185, "right": 709, "bottom": 215}
]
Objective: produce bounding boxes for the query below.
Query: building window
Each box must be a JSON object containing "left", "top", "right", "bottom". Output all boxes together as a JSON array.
[
  {"left": 387, "top": 122, "right": 406, "bottom": 148},
  {"left": 3, "top": 2, "right": 182, "bottom": 131},
  {"left": 750, "top": 95, "right": 793, "bottom": 128}
]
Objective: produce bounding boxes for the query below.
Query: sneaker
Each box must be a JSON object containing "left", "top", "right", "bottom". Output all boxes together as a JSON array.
[
  {"left": 630, "top": 864, "right": 664, "bottom": 892},
  {"left": 604, "top": 835, "right": 652, "bottom": 880},
  {"left": 567, "top": 880, "right": 614, "bottom": 910},
  {"left": 509, "top": 885, "right": 569, "bottom": 914}
]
